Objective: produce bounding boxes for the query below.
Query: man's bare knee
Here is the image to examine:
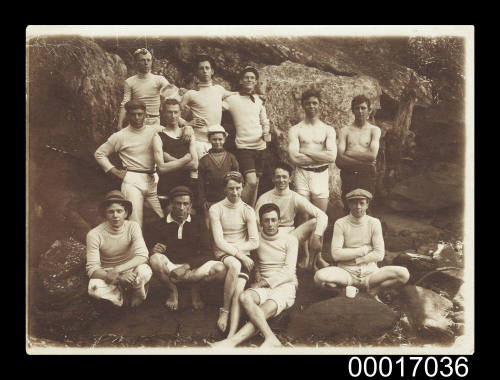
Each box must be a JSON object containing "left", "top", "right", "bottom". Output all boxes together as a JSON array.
[
  {"left": 397, "top": 267, "right": 410, "bottom": 284},
  {"left": 149, "top": 254, "right": 164, "bottom": 272},
  {"left": 224, "top": 257, "right": 241, "bottom": 273}
]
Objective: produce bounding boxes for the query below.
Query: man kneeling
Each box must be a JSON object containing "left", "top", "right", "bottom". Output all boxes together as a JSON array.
[
  {"left": 211, "top": 203, "right": 298, "bottom": 348},
  {"left": 314, "top": 189, "right": 409, "bottom": 299},
  {"left": 146, "top": 186, "right": 226, "bottom": 310}
]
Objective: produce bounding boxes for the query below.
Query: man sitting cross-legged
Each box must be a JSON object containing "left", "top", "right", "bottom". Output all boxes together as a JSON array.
[
  {"left": 210, "top": 203, "right": 298, "bottom": 348},
  {"left": 145, "top": 186, "right": 226, "bottom": 310},
  {"left": 255, "top": 162, "right": 328, "bottom": 271},
  {"left": 313, "top": 189, "right": 409, "bottom": 299}
]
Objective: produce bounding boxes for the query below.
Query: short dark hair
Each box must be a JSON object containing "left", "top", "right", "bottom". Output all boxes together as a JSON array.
[
  {"left": 194, "top": 54, "right": 216, "bottom": 73},
  {"left": 124, "top": 99, "right": 146, "bottom": 112},
  {"left": 301, "top": 88, "right": 322, "bottom": 105},
  {"left": 273, "top": 162, "right": 293, "bottom": 176},
  {"left": 259, "top": 203, "right": 281, "bottom": 220},
  {"left": 100, "top": 201, "right": 132, "bottom": 220},
  {"left": 162, "top": 98, "right": 181, "bottom": 107},
  {"left": 351, "top": 95, "right": 371, "bottom": 111},
  {"left": 223, "top": 171, "right": 244, "bottom": 186}
]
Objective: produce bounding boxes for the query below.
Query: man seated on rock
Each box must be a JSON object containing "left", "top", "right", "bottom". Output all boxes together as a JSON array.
[
  {"left": 154, "top": 98, "right": 199, "bottom": 200},
  {"left": 314, "top": 189, "right": 409, "bottom": 300},
  {"left": 222, "top": 66, "right": 271, "bottom": 207},
  {"left": 86, "top": 190, "right": 153, "bottom": 308},
  {"left": 95, "top": 100, "right": 193, "bottom": 227},
  {"left": 288, "top": 89, "right": 337, "bottom": 269},
  {"left": 210, "top": 203, "right": 298, "bottom": 348},
  {"left": 336, "top": 95, "right": 381, "bottom": 212},
  {"left": 255, "top": 162, "right": 328, "bottom": 271},
  {"left": 145, "top": 186, "right": 226, "bottom": 310}
]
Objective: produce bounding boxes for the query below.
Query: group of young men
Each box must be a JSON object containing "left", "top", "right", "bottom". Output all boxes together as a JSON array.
[{"left": 89, "top": 48, "right": 409, "bottom": 348}]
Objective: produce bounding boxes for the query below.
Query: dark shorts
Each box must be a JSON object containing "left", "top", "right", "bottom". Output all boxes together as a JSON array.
[
  {"left": 340, "top": 164, "right": 377, "bottom": 201},
  {"left": 219, "top": 254, "right": 251, "bottom": 281},
  {"left": 235, "top": 148, "right": 265, "bottom": 177}
]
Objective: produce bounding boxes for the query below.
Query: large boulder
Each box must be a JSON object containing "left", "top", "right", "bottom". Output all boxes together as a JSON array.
[
  {"left": 388, "top": 162, "right": 464, "bottom": 212},
  {"left": 287, "top": 295, "right": 397, "bottom": 339},
  {"left": 28, "top": 36, "right": 128, "bottom": 156},
  {"left": 259, "top": 61, "right": 382, "bottom": 200},
  {"left": 37, "top": 237, "right": 89, "bottom": 307}
]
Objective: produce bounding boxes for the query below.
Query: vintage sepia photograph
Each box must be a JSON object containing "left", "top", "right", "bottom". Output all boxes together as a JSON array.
[{"left": 26, "top": 25, "right": 474, "bottom": 355}]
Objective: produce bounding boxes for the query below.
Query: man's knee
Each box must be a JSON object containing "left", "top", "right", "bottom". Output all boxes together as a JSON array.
[
  {"left": 396, "top": 266, "right": 410, "bottom": 284},
  {"left": 313, "top": 268, "right": 328, "bottom": 285},
  {"left": 135, "top": 263, "right": 153, "bottom": 282},
  {"left": 245, "top": 172, "right": 258, "bottom": 187},
  {"left": 239, "top": 289, "right": 258, "bottom": 307},
  {"left": 149, "top": 254, "right": 166, "bottom": 272},
  {"left": 224, "top": 256, "right": 241, "bottom": 273},
  {"left": 209, "top": 262, "right": 226, "bottom": 277}
]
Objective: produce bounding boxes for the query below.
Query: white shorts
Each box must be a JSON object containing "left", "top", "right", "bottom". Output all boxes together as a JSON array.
[
  {"left": 248, "top": 282, "right": 296, "bottom": 316},
  {"left": 293, "top": 166, "right": 329, "bottom": 199},
  {"left": 150, "top": 253, "right": 220, "bottom": 277},
  {"left": 88, "top": 263, "right": 152, "bottom": 307}
]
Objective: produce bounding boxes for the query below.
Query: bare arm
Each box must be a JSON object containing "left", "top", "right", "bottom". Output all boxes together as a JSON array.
[
  {"left": 152, "top": 134, "right": 192, "bottom": 174},
  {"left": 330, "top": 221, "right": 370, "bottom": 262},
  {"left": 335, "top": 128, "right": 366, "bottom": 167},
  {"left": 300, "top": 126, "right": 337, "bottom": 164},
  {"left": 345, "top": 127, "right": 381, "bottom": 162},
  {"left": 288, "top": 127, "right": 316, "bottom": 166},
  {"left": 355, "top": 219, "right": 385, "bottom": 265},
  {"left": 296, "top": 195, "right": 328, "bottom": 236},
  {"left": 185, "top": 134, "right": 198, "bottom": 170},
  {"left": 117, "top": 108, "right": 127, "bottom": 131}
]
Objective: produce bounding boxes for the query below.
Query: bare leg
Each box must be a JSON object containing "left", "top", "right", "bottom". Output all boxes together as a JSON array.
[
  {"left": 210, "top": 291, "right": 279, "bottom": 348},
  {"left": 309, "top": 197, "right": 328, "bottom": 269},
  {"left": 241, "top": 172, "right": 258, "bottom": 207},
  {"left": 191, "top": 282, "right": 205, "bottom": 309},
  {"left": 314, "top": 266, "right": 352, "bottom": 290},
  {"left": 366, "top": 266, "right": 410, "bottom": 295},
  {"left": 218, "top": 257, "right": 241, "bottom": 332},
  {"left": 150, "top": 255, "right": 180, "bottom": 311},
  {"left": 295, "top": 211, "right": 310, "bottom": 269},
  {"left": 227, "top": 277, "right": 247, "bottom": 338}
]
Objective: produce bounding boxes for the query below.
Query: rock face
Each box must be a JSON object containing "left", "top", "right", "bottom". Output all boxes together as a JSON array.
[
  {"left": 33, "top": 237, "right": 100, "bottom": 338},
  {"left": 397, "top": 285, "right": 454, "bottom": 342},
  {"left": 287, "top": 295, "right": 397, "bottom": 339},
  {"left": 28, "top": 36, "right": 128, "bottom": 155},
  {"left": 260, "top": 61, "right": 382, "bottom": 200},
  {"left": 388, "top": 162, "right": 464, "bottom": 212}
]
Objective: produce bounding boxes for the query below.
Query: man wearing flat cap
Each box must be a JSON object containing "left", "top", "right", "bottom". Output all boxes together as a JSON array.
[
  {"left": 145, "top": 186, "right": 226, "bottom": 310},
  {"left": 222, "top": 66, "right": 270, "bottom": 208},
  {"left": 313, "top": 188, "right": 409, "bottom": 299}
]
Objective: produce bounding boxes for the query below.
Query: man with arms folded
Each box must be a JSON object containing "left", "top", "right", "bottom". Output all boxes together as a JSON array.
[
  {"left": 336, "top": 95, "right": 381, "bottom": 211},
  {"left": 210, "top": 203, "right": 298, "bottom": 348},
  {"left": 95, "top": 100, "right": 192, "bottom": 227},
  {"left": 222, "top": 66, "right": 271, "bottom": 207},
  {"left": 255, "top": 162, "right": 328, "bottom": 271},
  {"left": 314, "top": 189, "right": 409, "bottom": 299},
  {"left": 288, "top": 89, "right": 337, "bottom": 269},
  {"left": 146, "top": 186, "right": 226, "bottom": 310}
]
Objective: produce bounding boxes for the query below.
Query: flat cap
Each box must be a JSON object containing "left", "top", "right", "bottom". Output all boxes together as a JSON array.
[
  {"left": 345, "top": 188, "right": 373, "bottom": 201},
  {"left": 124, "top": 99, "right": 146, "bottom": 112},
  {"left": 207, "top": 124, "right": 228, "bottom": 137},
  {"left": 168, "top": 185, "right": 193, "bottom": 199}
]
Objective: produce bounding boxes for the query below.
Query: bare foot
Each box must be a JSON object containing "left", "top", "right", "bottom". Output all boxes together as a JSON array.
[
  {"left": 207, "top": 339, "right": 235, "bottom": 348},
  {"left": 260, "top": 337, "right": 282, "bottom": 348},
  {"left": 297, "top": 259, "right": 309, "bottom": 269},
  {"left": 165, "top": 288, "right": 179, "bottom": 311},
  {"left": 217, "top": 308, "right": 229, "bottom": 332}
]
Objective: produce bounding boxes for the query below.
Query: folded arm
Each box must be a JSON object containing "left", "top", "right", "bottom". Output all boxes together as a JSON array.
[
  {"left": 330, "top": 222, "right": 370, "bottom": 262},
  {"left": 299, "top": 127, "right": 337, "bottom": 164},
  {"left": 355, "top": 219, "right": 385, "bottom": 265},
  {"left": 152, "top": 134, "right": 192, "bottom": 174},
  {"left": 288, "top": 127, "right": 316, "bottom": 166}
]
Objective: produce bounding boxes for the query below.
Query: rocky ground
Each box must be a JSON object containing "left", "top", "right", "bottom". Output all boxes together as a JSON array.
[{"left": 27, "top": 203, "right": 466, "bottom": 351}]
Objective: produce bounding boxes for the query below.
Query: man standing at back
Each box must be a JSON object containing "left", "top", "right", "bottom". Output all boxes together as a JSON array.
[
  {"left": 223, "top": 66, "right": 271, "bottom": 207},
  {"left": 181, "top": 54, "right": 236, "bottom": 159},
  {"left": 288, "top": 89, "right": 337, "bottom": 268},
  {"left": 117, "top": 48, "right": 174, "bottom": 129},
  {"left": 336, "top": 95, "right": 381, "bottom": 211}
]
